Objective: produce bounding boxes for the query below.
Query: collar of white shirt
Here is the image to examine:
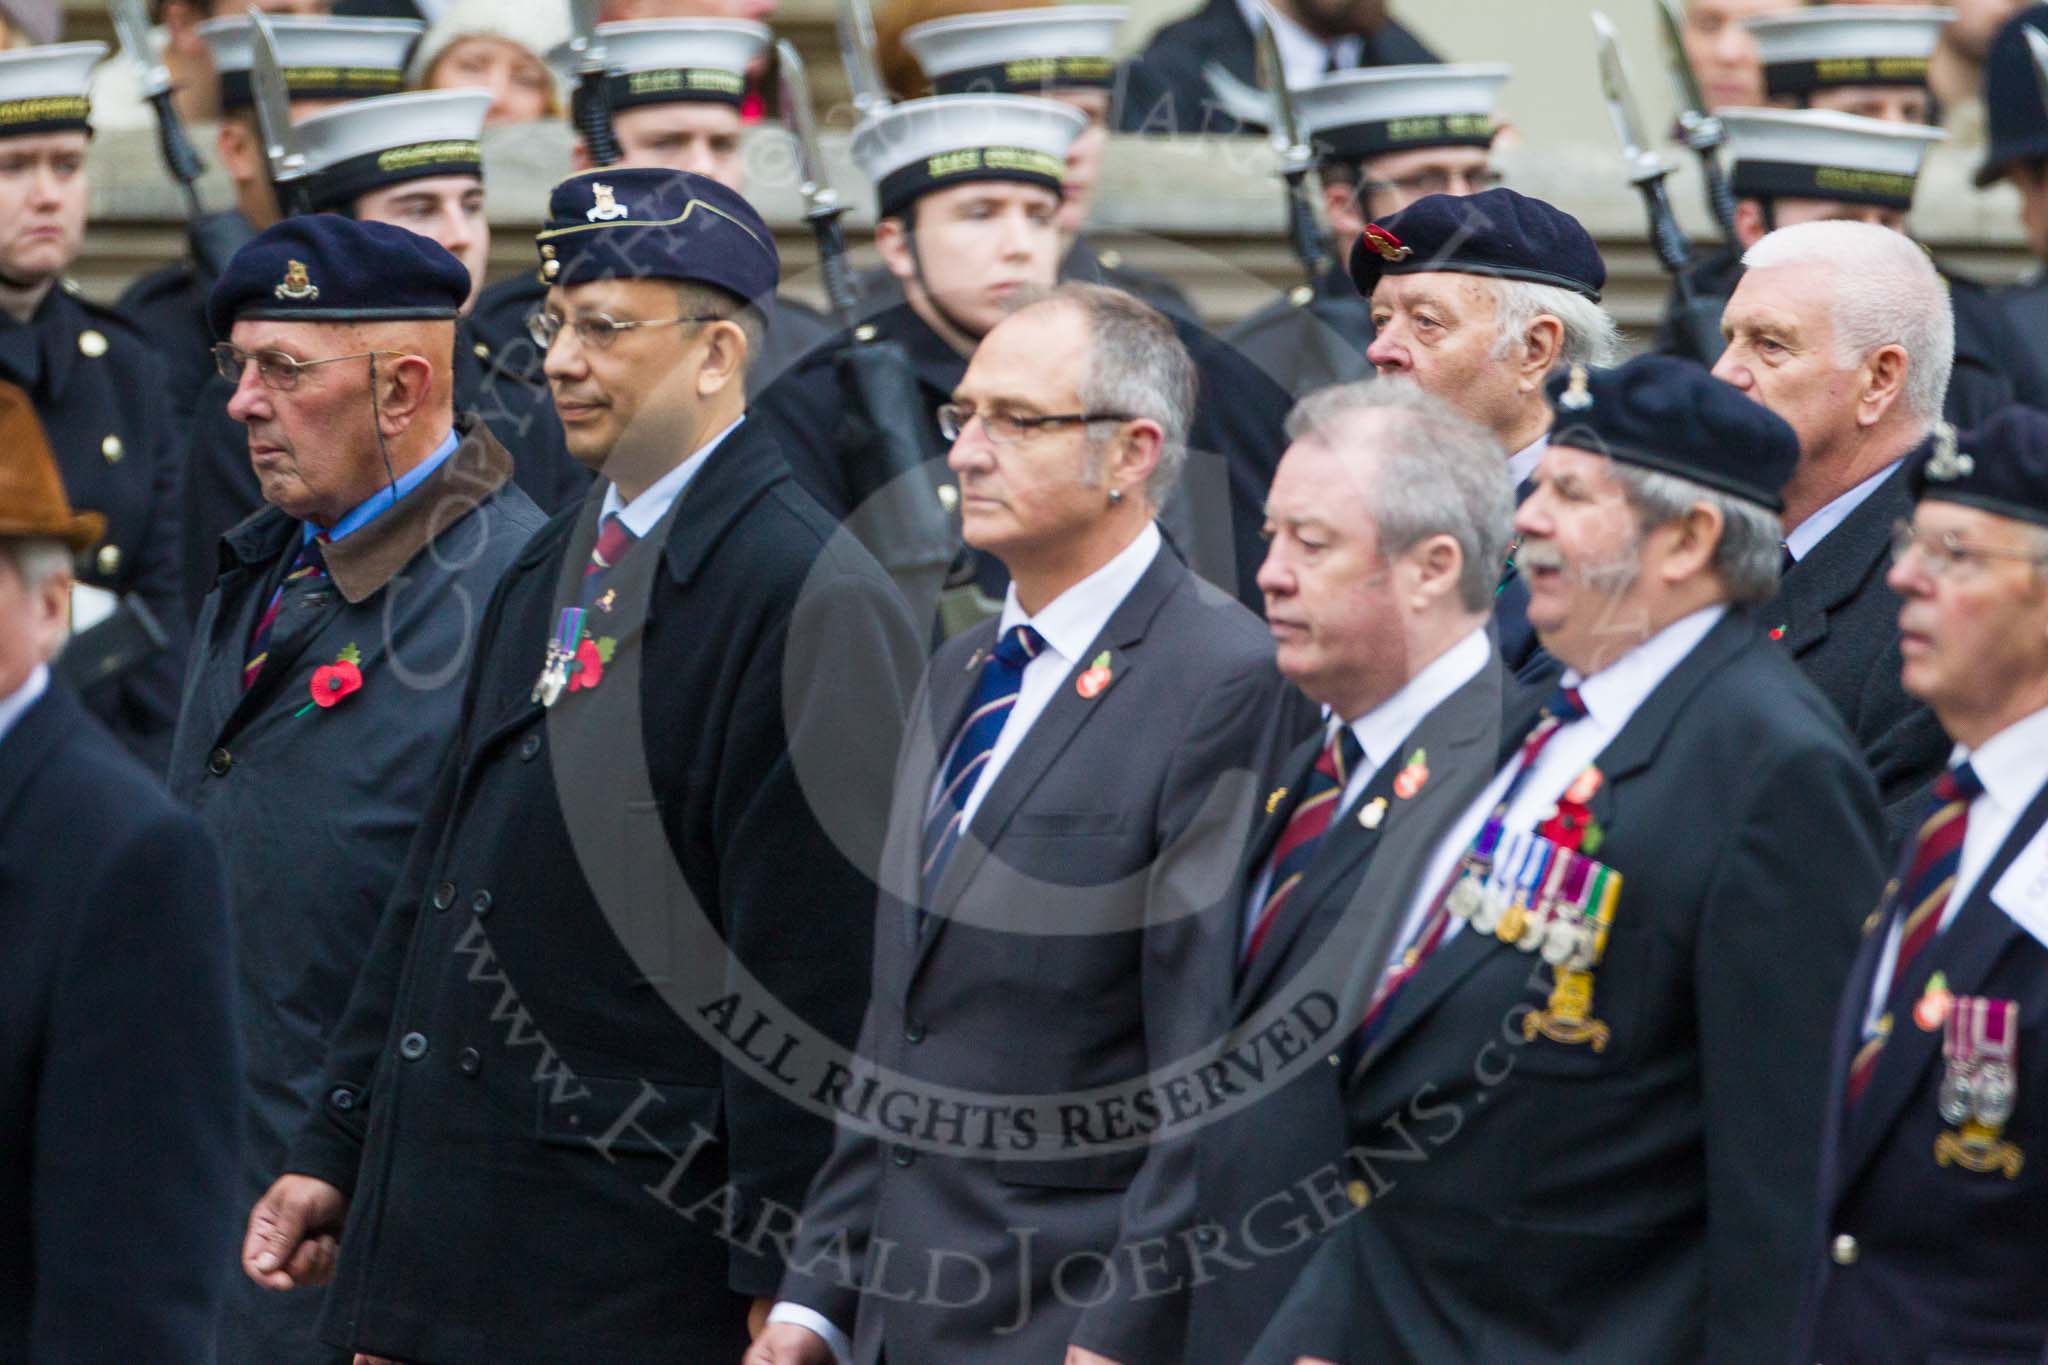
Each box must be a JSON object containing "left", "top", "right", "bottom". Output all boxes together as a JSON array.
[
  {"left": 1953, "top": 703, "right": 2048, "bottom": 834},
  {"left": 1508, "top": 434, "right": 1547, "bottom": 493},
  {"left": 1563, "top": 603, "right": 1729, "bottom": 730},
  {"left": 599, "top": 414, "right": 746, "bottom": 539},
  {"left": 1341, "top": 625, "right": 1493, "bottom": 777},
  {"left": 1233, "top": 0, "right": 1362, "bottom": 87},
  {"left": 997, "top": 521, "right": 1164, "bottom": 664},
  {"left": 1784, "top": 459, "right": 1900, "bottom": 564},
  {"left": 0, "top": 663, "right": 49, "bottom": 751}
]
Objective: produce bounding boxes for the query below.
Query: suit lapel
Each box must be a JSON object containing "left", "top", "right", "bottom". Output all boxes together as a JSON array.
[
  {"left": 1836, "top": 778, "right": 2048, "bottom": 1192},
  {"left": 1772, "top": 468, "right": 1904, "bottom": 655}
]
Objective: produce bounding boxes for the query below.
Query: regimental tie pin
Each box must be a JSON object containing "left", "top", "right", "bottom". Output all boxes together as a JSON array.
[{"left": 1359, "top": 796, "right": 1388, "bottom": 830}]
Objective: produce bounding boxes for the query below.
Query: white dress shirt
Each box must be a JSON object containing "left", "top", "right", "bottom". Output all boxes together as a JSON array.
[
  {"left": 1508, "top": 435, "right": 1547, "bottom": 493},
  {"left": 1784, "top": 459, "right": 1900, "bottom": 564},
  {"left": 1384, "top": 605, "right": 1728, "bottom": 970},
  {"left": 0, "top": 663, "right": 49, "bottom": 751},
  {"left": 1235, "top": 0, "right": 1362, "bottom": 87},
  {"left": 1243, "top": 627, "right": 1494, "bottom": 945},
  {"left": 1860, "top": 703, "right": 2048, "bottom": 1032},
  {"left": 599, "top": 415, "right": 745, "bottom": 537},
  {"left": 938, "top": 521, "right": 1163, "bottom": 826},
  {"left": 770, "top": 522, "right": 1163, "bottom": 1365}
]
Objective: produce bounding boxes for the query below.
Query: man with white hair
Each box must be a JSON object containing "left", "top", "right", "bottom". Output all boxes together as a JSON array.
[
  {"left": 1716, "top": 217, "right": 1955, "bottom": 831},
  {"left": 1248, "top": 355, "right": 1883, "bottom": 1365},
  {"left": 1350, "top": 188, "right": 1622, "bottom": 677}
]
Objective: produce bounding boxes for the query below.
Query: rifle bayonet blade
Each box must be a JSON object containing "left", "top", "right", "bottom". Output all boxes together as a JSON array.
[
  {"left": 775, "top": 40, "right": 834, "bottom": 210},
  {"left": 109, "top": 0, "right": 171, "bottom": 98},
  {"left": 838, "top": 0, "right": 890, "bottom": 118},
  {"left": 1594, "top": 11, "right": 1665, "bottom": 177},
  {"left": 246, "top": 7, "right": 299, "bottom": 178},
  {"left": 1202, "top": 62, "right": 1274, "bottom": 128},
  {"left": 1250, "top": 0, "right": 1313, "bottom": 167},
  {"left": 568, "top": 0, "right": 604, "bottom": 69},
  {"left": 1653, "top": 0, "right": 1709, "bottom": 121}
]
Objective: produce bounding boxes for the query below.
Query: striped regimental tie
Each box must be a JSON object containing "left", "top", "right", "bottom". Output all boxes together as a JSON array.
[
  {"left": 919, "top": 624, "right": 1047, "bottom": 912},
  {"left": 582, "top": 513, "right": 636, "bottom": 606},
  {"left": 1846, "top": 761, "right": 1985, "bottom": 1107},
  {"left": 1242, "top": 723, "right": 1365, "bottom": 966},
  {"left": 243, "top": 537, "right": 328, "bottom": 691}
]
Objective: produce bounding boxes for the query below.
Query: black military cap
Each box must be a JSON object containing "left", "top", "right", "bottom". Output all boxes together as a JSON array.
[
  {"left": 1976, "top": 5, "right": 2048, "bottom": 186},
  {"left": 535, "top": 168, "right": 779, "bottom": 305},
  {"left": 1547, "top": 356, "right": 1800, "bottom": 512},
  {"left": 1348, "top": 187, "right": 1605, "bottom": 302},
  {"left": 1907, "top": 409, "right": 2048, "bottom": 527},
  {"left": 209, "top": 215, "right": 469, "bottom": 337}
]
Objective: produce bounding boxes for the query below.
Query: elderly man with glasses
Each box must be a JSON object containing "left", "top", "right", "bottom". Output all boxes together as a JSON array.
[{"left": 167, "top": 215, "right": 544, "bottom": 1365}]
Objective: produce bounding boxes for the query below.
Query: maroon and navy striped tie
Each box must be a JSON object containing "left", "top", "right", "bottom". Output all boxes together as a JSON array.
[
  {"left": 243, "top": 538, "right": 327, "bottom": 691},
  {"left": 582, "top": 513, "right": 635, "bottom": 605},
  {"left": 1243, "top": 724, "right": 1364, "bottom": 965},
  {"left": 1846, "top": 762, "right": 1984, "bottom": 1107}
]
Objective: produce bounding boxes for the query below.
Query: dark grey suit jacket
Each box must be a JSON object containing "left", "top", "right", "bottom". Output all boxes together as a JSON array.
[
  {"left": 778, "top": 546, "right": 1299, "bottom": 1364},
  {"left": 1768, "top": 466, "right": 1947, "bottom": 841}
]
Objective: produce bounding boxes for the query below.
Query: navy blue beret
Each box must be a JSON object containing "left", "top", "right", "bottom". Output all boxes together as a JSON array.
[
  {"left": 1546, "top": 355, "right": 1800, "bottom": 512},
  {"left": 534, "top": 168, "right": 779, "bottom": 306},
  {"left": 207, "top": 214, "right": 469, "bottom": 338},
  {"left": 1349, "top": 187, "right": 1606, "bottom": 303},
  {"left": 1908, "top": 409, "right": 2048, "bottom": 528}
]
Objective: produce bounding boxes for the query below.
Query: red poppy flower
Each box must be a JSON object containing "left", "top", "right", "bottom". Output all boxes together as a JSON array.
[
  {"left": 310, "top": 659, "right": 363, "bottom": 708},
  {"left": 569, "top": 637, "right": 604, "bottom": 692}
]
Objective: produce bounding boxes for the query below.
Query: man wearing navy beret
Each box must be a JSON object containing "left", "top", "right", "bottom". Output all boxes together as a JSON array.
[
  {"left": 1796, "top": 407, "right": 2048, "bottom": 1364},
  {"left": 170, "top": 213, "right": 546, "bottom": 1365},
  {"left": 1250, "top": 355, "right": 1884, "bottom": 1365},
  {"left": 1349, "top": 187, "right": 1621, "bottom": 679},
  {"left": 243, "top": 168, "right": 923, "bottom": 1365}
]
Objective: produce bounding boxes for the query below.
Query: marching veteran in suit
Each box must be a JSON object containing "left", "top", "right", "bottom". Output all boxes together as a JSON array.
[
  {"left": 238, "top": 168, "right": 922, "bottom": 1363},
  {"left": 1250, "top": 356, "right": 1887, "bottom": 1365},
  {"left": 169, "top": 215, "right": 544, "bottom": 1365},
  {"left": 1119, "top": 378, "right": 1516, "bottom": 1364},
  {"left": 1795, "top": 406, "right": 2048, "bottom": 1365},
  {"left": 749, "top": 283, "right": 1300, "bottom": 1365},
  {"left": 0, "top": 387, "right": 240, "bottom": 1363}
]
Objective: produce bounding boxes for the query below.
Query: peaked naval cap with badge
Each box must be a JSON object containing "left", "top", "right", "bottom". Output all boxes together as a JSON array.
[
  {"left": 534, "top": 167, "right": 780, "bottom": 305},
  {"left": 0, "top": 42, "right": 105, "bottom": 140},
  {"left": 207, "top": 215, "right": 471, "bottom": 338},
  {"left": 1296, "top": 63, "right": 1509, "bottom": 166},
  {"left": 197, "top": 15, "right": 424, "bottom": 113},
  {"left": 904, "top": 7, "right": 1127, "bottom": 96},
  {"left": 850, "top": 94, "right": 1087, "bottom": 220},
  {"left": 1907, "top": 407, "right": 2048, "bottom": 527},
  {"left": 544, "top": 19, "right": 771, "bottom": 112},
  {"left": 1547, "top": 355, "right": 1801, "bottom": 512},
  {"left": 291, "top": 89, "right": 493, "bottom": 215},
  {"left": 1347, "top": 186, "right": 1606, "bottom": 303}
]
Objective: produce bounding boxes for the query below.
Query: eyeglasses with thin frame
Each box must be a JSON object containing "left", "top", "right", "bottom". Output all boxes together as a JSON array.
[
  {"left": 1890, "top": 519, "right": 2048, "bottom": 578},
  {"left": 936, "top": 402, "right": 1134, "bottom": 446},
  {"left": 526, "top": 310, "right": 727, "bottom": 351},
  {"left": 212, "top": 342, "right": 403, "bottom": 391}
]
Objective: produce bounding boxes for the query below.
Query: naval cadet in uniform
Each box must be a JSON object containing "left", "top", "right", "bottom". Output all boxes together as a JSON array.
[
  {"left": 177, "top": 85, "right": 585, "bottom": 619},
  {"left": 1654, "top": 100, "right": 2048, "bottom": 425},
  {"left": 1225, "top": 62, "right": 1508, "bottom": 397},
  {"left": 1971, "top": 4, "right": 2048, "bottom": 382},
  {"left": 170, "top": 215, "right": 545, "bottom": 1365},
  {"left": 1715, "top": 218, "right": 1955, "bottom": 835},
  {"left": 0, "top": 385, "right": 240, "bottom": 1365},
  {"left": 1249, "top": 357, "right": 1885, "bottom": 1365},
  {"left": 119, "top": 13, "right": 423, "bottom": 439},
  {"left": 1795, "top": 406, "right": 2048, "bottom": 1365},
  {"left": 467, "top": 18, "right": 835, "bottom": 394},
  {"left": 240, "top": 167, "right": 921, "bottom": 1364},
  {"left": 1345, "top": 188, "right": 1621, "bottom": 679},
  {"left": 751, "top": 91, "right": 1295, "bottom": 617},
  {"left": 0, "top": 41, "right": 186, "bottom": 770},
  {"left": 751, "top": 282, "right": 1299, "bottom": 1365}
]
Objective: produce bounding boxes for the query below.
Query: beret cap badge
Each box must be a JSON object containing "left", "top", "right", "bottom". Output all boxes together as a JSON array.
[
  {"left": 1925, "top": 422, "right": 1974, "bottom": 482},
  {"left": 586, "top": 183, "right": 630, "bottom": 223},
  {"left": 1558, "top": 363, "right": 1594, "bottom": 413},
  {"left": 1361, "top": 223, "right": 1414, "bottom": 262},
  {"left": 274, "top": 259, "right": 320, "bottom": 302}
]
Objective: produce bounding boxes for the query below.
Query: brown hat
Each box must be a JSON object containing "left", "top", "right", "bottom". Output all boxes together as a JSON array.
[{"left": 0, "top": 381, "right": 103, "bottom": 553}]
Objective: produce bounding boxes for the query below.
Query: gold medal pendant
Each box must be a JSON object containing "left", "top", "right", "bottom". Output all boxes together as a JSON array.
[
  {"left": 1523, "top": 967, "right": 1612, "bottom": 1052},
  {"left": 1934, "top": 1121, "right": 2024, "bottom": 1178}
]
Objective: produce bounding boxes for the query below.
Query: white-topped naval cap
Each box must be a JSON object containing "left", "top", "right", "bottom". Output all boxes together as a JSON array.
[
  {"left": 1295, "top": 63, "right": 1509, "bottom": 159},
  {"left": 295, "top": 87, "right": 491, "bottom": 176},
  {"left": 1723, "top": 105, "right": 1944, "bottom": 207},
  {"left": 0, "top": 42, "right": 107, "bottom": 105},
  {"left": 1745, "top": 6, "right": 1953, "bottom": 94},
  {"left": 905, "top": 7, "right": 1127, "bottom": 93},
  {"left": 853, "top": 93, "right": 1087, "bottom": 216},
  {"left": 545, "top": 18, "right": 770, "bottom": 106},
  {"left": 199, "top": 15, "right": 424, "bottom": 108}
]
